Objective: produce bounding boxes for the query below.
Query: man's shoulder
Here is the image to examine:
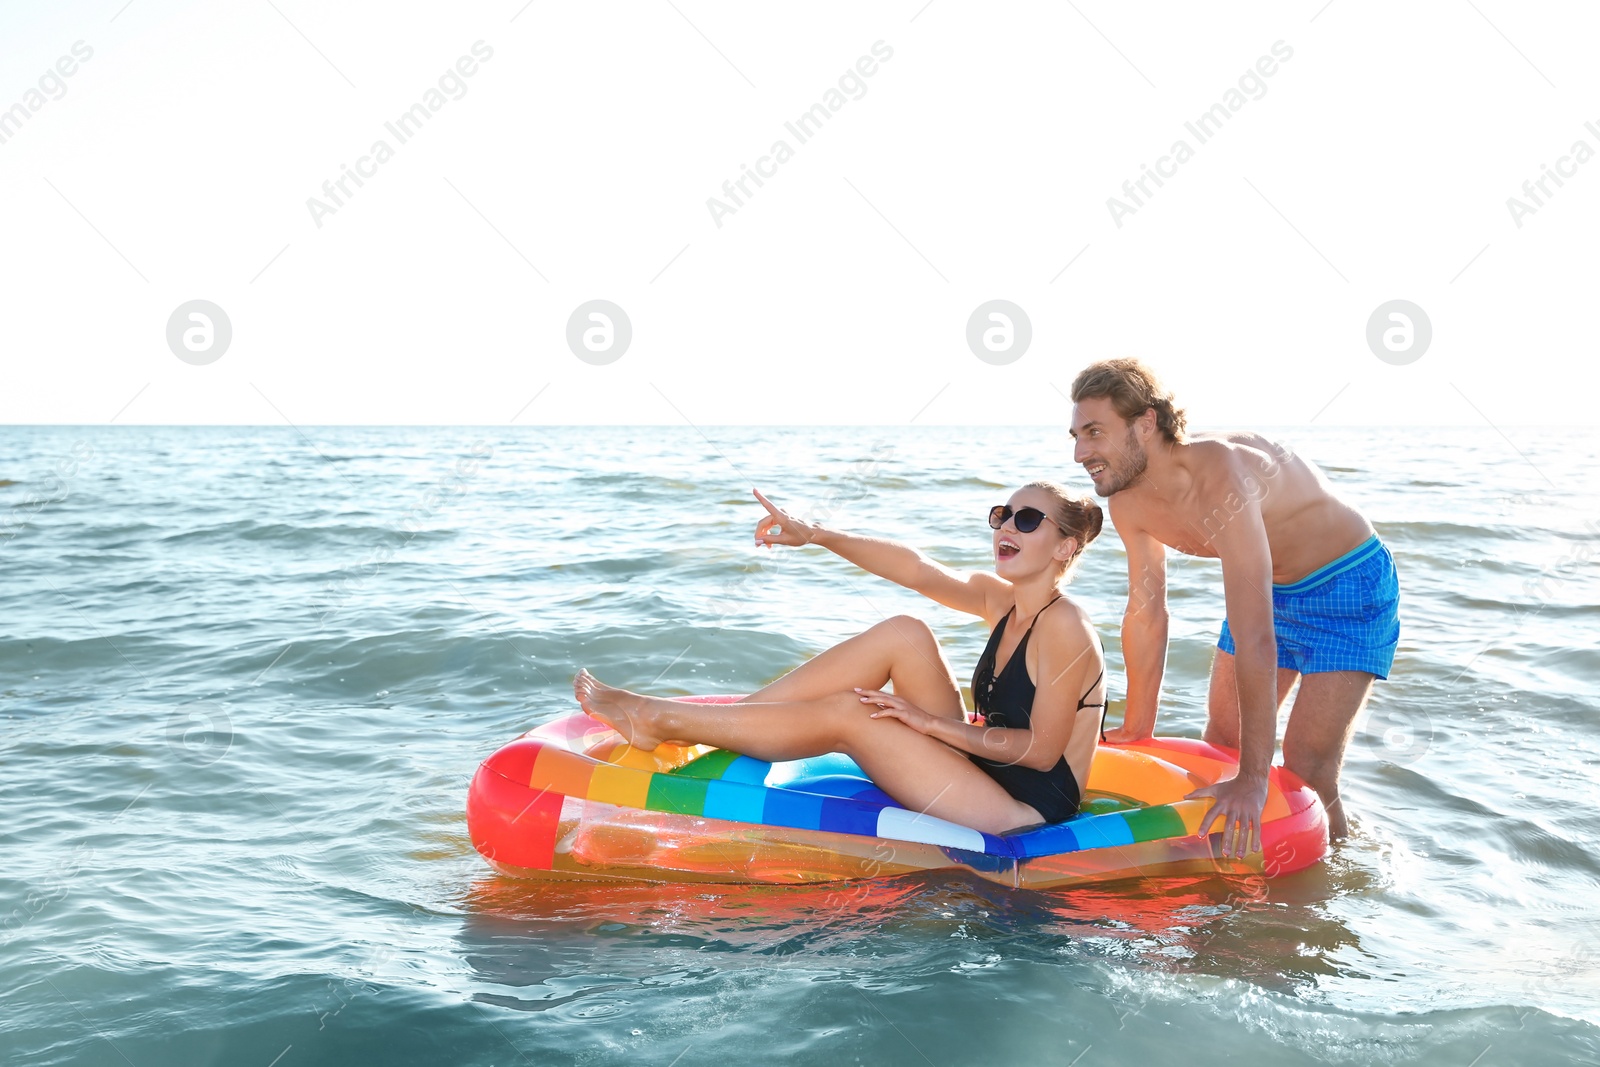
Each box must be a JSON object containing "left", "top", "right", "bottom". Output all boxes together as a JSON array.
[
  {"left": 1181, "top": 433, "right": 1290, "bottom": 481},
  {"left": 1183, "top": 431, "right": 1260, "bottom": 458}
]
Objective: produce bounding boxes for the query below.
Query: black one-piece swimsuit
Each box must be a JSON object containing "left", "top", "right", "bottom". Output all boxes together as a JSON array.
[{"left": 969, "top": 596, "right": 1106, "bottom": 826}]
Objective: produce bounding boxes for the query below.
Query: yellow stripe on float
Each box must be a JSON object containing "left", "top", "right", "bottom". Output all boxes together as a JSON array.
[
  {"left": 588, "top": 763, "right": 652, "bottom": 809},
  {"left": 605, "top": 741, "right": 717, "bottom": 772},
  {"left": 1172, "top": 799, "right": 1212, "bottom": 835}
]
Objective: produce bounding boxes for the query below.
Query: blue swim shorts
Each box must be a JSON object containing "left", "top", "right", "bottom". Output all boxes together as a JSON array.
[{"left": 1218, "top": 535, "right": 1400, "bottom": 679}]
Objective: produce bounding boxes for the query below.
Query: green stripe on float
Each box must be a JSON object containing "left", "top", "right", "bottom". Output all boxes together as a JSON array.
[
  {"left": 1121, "top": 804, "right": 1187, "bottom": 843},
  {"left": 645, "top": 773, "right": 710, "bottom": 814},
  {"left": 670, "top": 748, "right": 740, "bottom": 779}
]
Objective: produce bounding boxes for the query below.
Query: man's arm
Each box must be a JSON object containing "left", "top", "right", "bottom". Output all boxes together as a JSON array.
[
  {"left": 1190, "top": 461, "right": 1278, "bottom": 857},
  {"left": 1108, "top": 501, "right": 1168, "bottom": 742}
]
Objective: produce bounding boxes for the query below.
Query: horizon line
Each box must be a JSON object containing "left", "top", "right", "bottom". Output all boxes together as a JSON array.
[{"left": 1, "top": 422, "right": 1589, "bottom": 430}]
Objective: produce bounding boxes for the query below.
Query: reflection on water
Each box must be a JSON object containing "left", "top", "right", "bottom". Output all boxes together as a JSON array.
[{"left": 456, "top": 857, "right": 1365, "bottom": 1009}]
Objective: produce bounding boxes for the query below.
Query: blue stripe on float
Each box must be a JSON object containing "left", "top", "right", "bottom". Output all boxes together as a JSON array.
[
  {"left": 763, "top": 788, "right": 824, "bottom": 830},
  {"left": 947, "top": 843, "right": 1014, "bottom": 872},
  {"left": 703, "top": 780, "right": 767, "bottom": 825},
  {"left": 1011, "top": 824, "right": 1078, "bottom": 858},
  {"left": 721, "top": 755, "right": 772, "bottom": 784},
  {"left": 980, "top": 832, "right": 1014, "bottom": 857},
  {"left": 818, "top": 797, "right": 884, "bottom": 837},
  {"left": 1065, "top": 814, "right": 1136, "bottom": 851}
]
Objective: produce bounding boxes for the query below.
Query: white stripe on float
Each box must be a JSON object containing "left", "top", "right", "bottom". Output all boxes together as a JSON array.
[{"left": 875, "top": 807, "right": 986, "bottom": 852}]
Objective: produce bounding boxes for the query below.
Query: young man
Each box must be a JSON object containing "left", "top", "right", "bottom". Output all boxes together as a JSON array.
[{"left": 1069, "top": 359, "right": 1399, "bottom": 855}]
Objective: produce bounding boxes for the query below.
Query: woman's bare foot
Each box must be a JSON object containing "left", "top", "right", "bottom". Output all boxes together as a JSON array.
[{"left": 573, "top": 669, "right": 670, "bottom": 751}]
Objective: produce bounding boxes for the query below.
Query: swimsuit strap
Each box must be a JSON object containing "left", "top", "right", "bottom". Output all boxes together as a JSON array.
[
  {"left": 997, "top": 607, "right": 1115, "bottom": 743},
  {"left": 975, "top": 595, "right": 1065, "bottom": 720},
  {"left": 972, "top": 612, "right": 1009, "bottom": 710},
  {"left": 1019, "top": 594, "right": 1065, "bottom": 640},
  {"left": 1077, "top": 669, "right": 1106, "bottom": 710},
  {"left": 1076, "top": 625, "right": 1108, "bottom": 710},
  {"left": 998, "top": 593, "right": 1066, "bottom": 676},
  {"left": 1086, "top": 671, "right": 1109, "bottom": 743},
  {"left": 1073, "top": 632, "right": 1111, "bottom": 742}
]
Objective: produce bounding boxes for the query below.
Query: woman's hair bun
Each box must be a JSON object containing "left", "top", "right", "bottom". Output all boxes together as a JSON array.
[{"left": 1021, "top": 479, "right": 1102, "bottom": 561}]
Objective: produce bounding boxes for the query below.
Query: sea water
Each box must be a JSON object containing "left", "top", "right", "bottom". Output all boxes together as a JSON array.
[{"left": 2, "top": 424, "right": 1597, "bottom": 1066}]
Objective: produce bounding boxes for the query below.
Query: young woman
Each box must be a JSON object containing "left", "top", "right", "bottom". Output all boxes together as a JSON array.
[{"left": 574, "top": 482, "right": 1108, "bottom": 835}]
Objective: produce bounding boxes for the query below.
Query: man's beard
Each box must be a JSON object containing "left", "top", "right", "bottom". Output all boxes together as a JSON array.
[{"left": 1098, "top": 429, "right": 1148, "bottom": 496}]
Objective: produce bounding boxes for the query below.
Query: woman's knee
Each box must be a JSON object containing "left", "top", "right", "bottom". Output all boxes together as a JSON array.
[
  {"left": 872, "top": 614, "right": 936, "bottom": 650},
  {"left": 831, "top": 690, "right": 933, "bottom": 754},
  {"left": 821, "top": 689, "right": 875, "bottom": 740}
]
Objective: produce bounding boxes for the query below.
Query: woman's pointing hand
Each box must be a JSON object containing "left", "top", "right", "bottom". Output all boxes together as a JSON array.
[{"left": 752, "top": 488, "right": 820, "bottom": 548}]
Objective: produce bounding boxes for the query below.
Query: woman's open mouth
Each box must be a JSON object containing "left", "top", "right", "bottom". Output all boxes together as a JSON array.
[{"left": 997, "top": 538, "right": 1021, "bottom": 560}]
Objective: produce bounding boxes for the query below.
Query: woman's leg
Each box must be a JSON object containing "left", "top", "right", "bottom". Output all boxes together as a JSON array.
[
  {"left": 744, "top": 615, "right": 965, "bottom": 719},
  {"left": 574, "top": 671, "right": 1040, "bottom": 834}
]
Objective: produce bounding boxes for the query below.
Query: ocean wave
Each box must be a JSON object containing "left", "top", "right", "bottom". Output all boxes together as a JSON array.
[
  {"left": 157, "top": 520, "right": 458, "bottom": 548},
  {"left": 1377, "top": 520, "right": 1543, "bottom": 543}
]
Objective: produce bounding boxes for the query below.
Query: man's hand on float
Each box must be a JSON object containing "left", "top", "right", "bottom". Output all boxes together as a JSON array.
[
  {"left": 1189, "top": 772, "right": 1270, "bottom": 859},
  {"left": 1101, "top": 724, "right": 1153, "bottom": 745}
]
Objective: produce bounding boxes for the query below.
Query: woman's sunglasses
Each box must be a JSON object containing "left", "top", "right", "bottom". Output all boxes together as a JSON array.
[{"left": 988, "top": 505, "right": 1058, "bottom": 534}]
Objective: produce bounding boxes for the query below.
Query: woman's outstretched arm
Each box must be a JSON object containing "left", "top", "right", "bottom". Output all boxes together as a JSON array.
[{"left": 752, "top": 488, "right": 1006, "bottom": 619}]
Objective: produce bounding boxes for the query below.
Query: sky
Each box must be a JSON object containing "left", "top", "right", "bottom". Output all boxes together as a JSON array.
[{"left": 1, "top": 1, "right": 1596, "bottom": 428}]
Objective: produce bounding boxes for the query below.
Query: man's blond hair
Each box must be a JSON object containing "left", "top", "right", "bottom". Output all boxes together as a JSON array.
[{"left": 1070, "top": 359, "right": 1188, "bottom": 443}]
